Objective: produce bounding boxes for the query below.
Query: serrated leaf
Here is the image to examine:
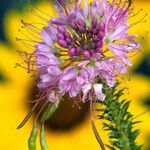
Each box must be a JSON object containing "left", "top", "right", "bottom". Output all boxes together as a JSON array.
[
  {"left": 130, "top": 129, "right": 140, "bottom": 141},
  {"left": 95, "top": 109, "right": 105, "bottom": 112},
  {"left": 105, "top": 144, "right": 116, "bottom": 150},
  {"left": 132, "top": 121, "right": 142, "bottom": 124},
  {"left": 121, "top": 101, "right": 130, "bottom": 117},
  {"left": 97, "top": 84, "right": 143, "bottom": 150},
  {"left": 114, "top": 89, "right": 125, "bottom": 98}
]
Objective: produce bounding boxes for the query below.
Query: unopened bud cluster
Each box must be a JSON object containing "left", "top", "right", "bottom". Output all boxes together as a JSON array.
[{"left": 56, "top": 17, "right": 105, "bottom": 59}]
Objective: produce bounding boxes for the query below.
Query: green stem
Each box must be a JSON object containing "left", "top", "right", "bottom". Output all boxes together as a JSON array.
[{"left": 28, "top": 122, "right": 38, "bottom": 150}]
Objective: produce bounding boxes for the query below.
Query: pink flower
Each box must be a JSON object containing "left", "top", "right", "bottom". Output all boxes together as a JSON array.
[
  {"left": 19, "top": 0, "right": 141, "bottom": 105},
  {"left": 95, "top": 58, "right": 126, "bottom": 87},
  {"left": 59, "top": 66, "right": 89, "bottom": 97}
]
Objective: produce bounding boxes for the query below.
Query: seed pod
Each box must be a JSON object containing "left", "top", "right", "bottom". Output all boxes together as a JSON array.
[
  {"left": 28, "top": 122, "right": 38, "bottom": 150},
  {"left": 40, "top": 124, "right": 48, "bottom": 150}
]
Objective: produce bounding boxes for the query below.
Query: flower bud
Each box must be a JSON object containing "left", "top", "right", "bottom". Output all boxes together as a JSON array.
[
  {"left": 79, "top": 26, "right": 85, "bottom": 33},
  {"left": 70, "top": 21, "right": 78, "bottom": 30},
  {"left": 98, "top": 22, "right": 105, "bottom": 31},
  {"left": 90, "top": 50, "right": 95, "bottom": 56},
  {"left": 77, "top": 19, "right": 86, "bottom": 27},
  {"left": 93, "top": 28, "right": 98, "bottom": 35},
  {"left": 96, "top": 48, "right": 103, "bottom": 54},
  {"left": 92, "top": 17, "right": 98, "bottom": 27},
  {"left": 65, "top": 32, "right": 71, "bottom": 38},
  {"left": 96, "top": 41, "right": 103, "bottom": 47},
  {"left": 57, "top": 33, "right": 65, "bottom": 40},
  {"left": 76, "top": 47, "right": 82, "bottom": 55},
  {"left": 93, "top": 35, "right": 98, "bottom": 42},
  {"left": 87, "top": 27, "right": 92, "bottom": 33},
  {"left": 67, "top": 13, "right": 76, "bottom": 22},
  {"left": 98, "top": 31, "right": 105, "bottom": 38},
  {"left": 69, "top": 48, "right": 76, "bottom": 56},
  {"left": 77, "top": 37, "right": 82, "bottom": 43},
  {"left": 58, "top": 39, "right": 67, "bottom": 48},
  {"left": 57, "top": 26, "right": 66, "bottom": 34},
  {"left": 84, "top": 44, "right": 88, "bottom": 49},
  {"left": 84, "top": 50, "right": 91, "bottom": 59},
  {"left": 66, "top": 38, "right": 72, "bottom": 44}
]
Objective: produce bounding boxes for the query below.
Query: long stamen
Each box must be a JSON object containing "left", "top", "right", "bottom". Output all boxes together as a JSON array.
[{"left": 26, "top": 9, "right": 49, "bottom": 23}]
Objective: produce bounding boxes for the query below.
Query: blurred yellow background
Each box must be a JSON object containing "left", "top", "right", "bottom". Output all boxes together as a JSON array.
[{"left": 0, "top": 0, "right": 150, "bottom": 150}]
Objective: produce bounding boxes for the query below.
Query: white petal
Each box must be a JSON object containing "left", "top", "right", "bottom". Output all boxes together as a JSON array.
[
  {"left": 82, "top": 83, "right": 92, "bottom": 102},
  {"left": 93, "top": 84, "right": 106, "bottom": 101},
  {"left": 93, "top": 83, "right": 102, "bottom": 92}
]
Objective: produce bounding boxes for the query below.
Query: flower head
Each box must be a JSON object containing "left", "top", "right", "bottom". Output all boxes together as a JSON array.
[{"left": 18, "top": 0, "right": 141, "bottom": 106}]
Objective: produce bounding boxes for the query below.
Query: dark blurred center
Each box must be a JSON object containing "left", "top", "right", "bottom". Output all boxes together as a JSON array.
[{"left": 29, "top": 81, "right": 90, "bottom": 131}]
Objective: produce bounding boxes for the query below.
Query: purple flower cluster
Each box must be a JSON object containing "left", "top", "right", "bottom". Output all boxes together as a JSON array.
[
  {"left": 55, "top": 19, "right": 105, "bottom": 59},
  {"left": 28, "top": 0, "right": 140, "bottom": 106}
]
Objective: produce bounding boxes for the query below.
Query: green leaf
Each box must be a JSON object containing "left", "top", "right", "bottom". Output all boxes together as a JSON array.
[
  {"left": 130, "top": 129, "right": 140, "bottom": 141},
  {"left": 132, "top": 121, "right": 142, "bottom": 125},
  {"left": 121, "top": 101, "right": 130, "bottom": 117}
]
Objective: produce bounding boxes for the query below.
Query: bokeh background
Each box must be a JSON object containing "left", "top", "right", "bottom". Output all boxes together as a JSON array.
[{"left": 0, "top": 0, "right": 150, "bottom": 150}]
